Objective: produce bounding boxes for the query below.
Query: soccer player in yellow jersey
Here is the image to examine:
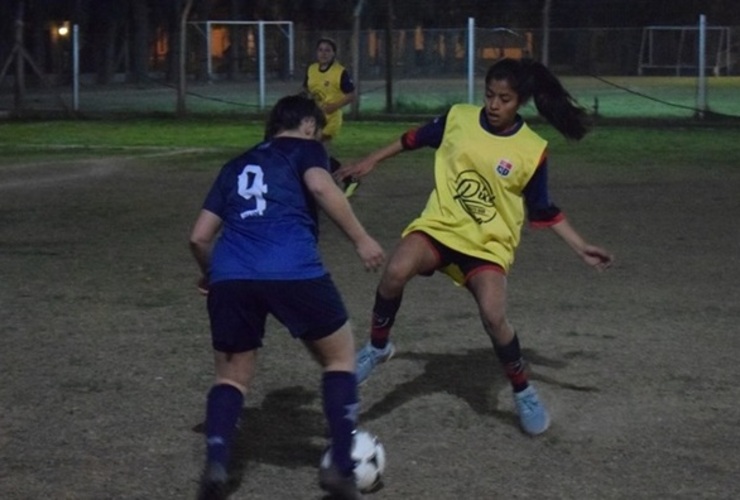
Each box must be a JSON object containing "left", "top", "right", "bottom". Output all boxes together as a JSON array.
[
  {"left": 303, "top": 38, "right": 360, "bottom": 197},
  {"left": 336, "top": 58, "right": 614, "bottom": 436}
]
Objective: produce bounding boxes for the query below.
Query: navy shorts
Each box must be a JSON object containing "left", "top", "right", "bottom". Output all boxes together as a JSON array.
[{"left": 206, "top": 275, "right": 349, "bottom": 353}]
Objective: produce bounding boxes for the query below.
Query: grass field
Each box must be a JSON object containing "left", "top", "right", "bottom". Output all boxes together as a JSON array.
[{"left": 1, "top": 118, "right": 739, "bottom": 499}]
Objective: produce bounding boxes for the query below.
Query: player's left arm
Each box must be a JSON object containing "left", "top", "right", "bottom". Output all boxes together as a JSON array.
[
  {"left": 323, "top": 70, "right": 357, "bottom": 115},
  {"left": 304, "top": 166, "right": 385, "bottom": 271},
  {"left": 549, "top": 219, "right": 614, "bottom": 271},
  {"left": 523, "top": 154, "right": 613, "bottom": 271}
]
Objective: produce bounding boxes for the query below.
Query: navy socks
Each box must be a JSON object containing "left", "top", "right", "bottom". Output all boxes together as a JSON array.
[
  {"left": 205, "top": 384, "right": 244, "bottom": 467},
  {"left": 322, "top": 371, "right": 359, "bottom": 476}
]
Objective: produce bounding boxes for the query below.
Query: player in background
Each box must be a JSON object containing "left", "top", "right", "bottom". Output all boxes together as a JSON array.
[
  {"left": 190, "top": 94, "right": 384, "bottom": 500},
  {"left": 303, "top": 37, "right": 361, "bottom": 198},
  {"left": 335, "top": 58, "right": 614, "bottom": 437}
]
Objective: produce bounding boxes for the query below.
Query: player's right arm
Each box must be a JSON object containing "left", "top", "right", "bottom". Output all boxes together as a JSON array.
[
  {"left": 304, "top": 166, "right": 385, "bottom": 272},
  {"left": 189, "top": 209, "right": 223, "bottom": 294},
  {"left": 334, "top": 113, "right": 447, "bottom": 182},
  {"left": 335, "top": 139, "right": 405, "bottom": 180}
]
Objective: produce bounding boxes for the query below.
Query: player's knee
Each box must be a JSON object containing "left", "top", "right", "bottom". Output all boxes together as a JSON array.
[
  {"left": 380, "top": 262, "right": 413, "bottom": 294},
  {"left": 481, "top": 313, "right": 509, "bottom": 339}
]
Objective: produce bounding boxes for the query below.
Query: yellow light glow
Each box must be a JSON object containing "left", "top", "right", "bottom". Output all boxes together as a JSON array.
[{"left": 58, "top": 25, "right": 69, "bottom": 36}]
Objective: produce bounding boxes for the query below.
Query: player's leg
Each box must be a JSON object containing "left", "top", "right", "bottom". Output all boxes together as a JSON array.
[
  {"left": 198, "top": 281, "right": 265, "bottom": 500},
  {"left": 306, "top": 327, "right": 362, "bottom": 500},
  {"left": 198, "top": 351, "right": 255, "bottom": 500},
  {"left": 356, "top": 232, "right": 440, "bottom": 383},
  {"left": 304, "top": 323, "right": 357, "bottom": 467},
  {"left": 466, "top": 269, "right": 550, "bottom": 436},
  {"left": 272, "top": 277, "right": 361, "bottom": 499}
]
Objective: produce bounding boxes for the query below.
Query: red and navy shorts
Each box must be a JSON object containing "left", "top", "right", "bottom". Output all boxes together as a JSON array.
[{"left": 412, "top": 231, "right": 505, "bottom": 281}]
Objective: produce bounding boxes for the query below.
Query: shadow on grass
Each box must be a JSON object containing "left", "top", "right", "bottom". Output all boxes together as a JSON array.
[
  {"left": 360, "top": 347, "right": 599, "bottom": 428},
  {"left": 191, "top": 347, "right": 599, "bottom": 495},
  {"left": 193, "top": 385, "right": 327, "bottom": 494}
]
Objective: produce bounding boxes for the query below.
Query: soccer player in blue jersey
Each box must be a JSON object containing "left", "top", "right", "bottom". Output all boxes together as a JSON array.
[
  {"left": 335, "top": 58, "right": 614, "bottom": 437},
  {"left": 189, "top": 94, "right": 384, "bottom": 500}
]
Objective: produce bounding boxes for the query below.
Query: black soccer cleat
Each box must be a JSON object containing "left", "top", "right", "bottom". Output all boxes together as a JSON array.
[
  {"left": 319, "top": 463, "right": 363, "bottom": 500},
  {"left": 196, "top": 462, "right": 228, "bottom": 500}
]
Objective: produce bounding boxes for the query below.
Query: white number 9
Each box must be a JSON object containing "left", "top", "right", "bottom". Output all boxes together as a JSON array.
[{"left": 238, "top": 164, "right": 268, "bottom": 218}]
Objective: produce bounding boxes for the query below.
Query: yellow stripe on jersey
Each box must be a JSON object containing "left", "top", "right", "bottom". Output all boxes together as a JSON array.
[{"left": 402, "top": 104, "right": 547, "bottom": 279}]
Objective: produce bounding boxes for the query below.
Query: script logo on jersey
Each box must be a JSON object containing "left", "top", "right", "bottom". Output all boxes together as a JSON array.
[
  {"left": 496, "top": 159, "right": 514, "bottom": 177},
  {"left": 452, "top": 170, "right": 496, "bottom": 224}
]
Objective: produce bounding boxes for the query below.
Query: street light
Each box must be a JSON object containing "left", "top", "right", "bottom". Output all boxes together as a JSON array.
[{"left": 57, "top": 21, "right": 70, "bottom": 37}]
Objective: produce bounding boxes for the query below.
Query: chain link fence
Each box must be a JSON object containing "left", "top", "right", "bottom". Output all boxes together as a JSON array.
[{"left": 1, "top": 25, "right": 739, "bottom": 118}]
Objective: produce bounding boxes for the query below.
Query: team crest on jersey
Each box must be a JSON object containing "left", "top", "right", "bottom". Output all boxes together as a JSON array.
[
  {"left": 496, "top": 159, "right": 514, "bottom": 177},
  {"left": 452, "top": 170, "right": 496, "bottom": 224}
]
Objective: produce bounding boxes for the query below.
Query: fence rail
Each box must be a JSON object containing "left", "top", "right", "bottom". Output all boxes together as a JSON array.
[{"left": 2, "top": 26, "right": 739, "bottom": 119}]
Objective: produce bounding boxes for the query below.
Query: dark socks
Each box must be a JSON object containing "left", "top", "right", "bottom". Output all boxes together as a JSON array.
[
  {"left": 493, "top": 334, "right": 529, "bottom": 393},
  {"left": 205, "top": 384, "right": 244, "bottom": 467},
  {"left": 370, "top": 290, "right": 402, "bottom": 349},
  {"left": 322, "top": 371, "right": 359, "bottom": 476}
]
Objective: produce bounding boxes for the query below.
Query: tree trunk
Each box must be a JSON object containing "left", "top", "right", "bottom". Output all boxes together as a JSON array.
[
  {"left": 91, "top": 0, "right": 123, "bottom": 85},
  {"left": 14, "top": 1, "right": 25, "bottom": 112},
  {"left": 194, "top": 0, "right": 210, "bottom": 82},
  {"left": 97, "top": 21, "right": 117, "bottom": 84},
  {"left": 176, "top": 0, "right": 194, "bottom": 117},
  {"left": 384, "top": 0, "right": 393, "bottom": 113},
  {"left": 351, "top": 0, "right": 365, "bottom": 119},
  {"left": 542, "top": 0, "right": 551, "bottom": 65},
  {"left": 228, "top": 0, "right": 242, "bottom": 80},
  {"left": 130, "top": 0, "right": 150, "bottom": 85}
]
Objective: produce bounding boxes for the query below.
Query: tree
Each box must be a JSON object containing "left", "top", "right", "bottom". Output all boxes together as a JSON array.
[
  {"left": 129, "top": 0, "right": 151, "bottom": 84},
  {"left": 541, "top": 0, "right": 551, "bottom": 65},
  {"left": 176, "top": 0, "right": 195, "bottom": 116},
  {"left": 88, "top": 0, "right": 127, "bottom": 84}
]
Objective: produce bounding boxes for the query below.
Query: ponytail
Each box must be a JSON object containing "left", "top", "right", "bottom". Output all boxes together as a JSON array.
[{"left": 486, "top": 58, "right": 589, "bottom": 141}]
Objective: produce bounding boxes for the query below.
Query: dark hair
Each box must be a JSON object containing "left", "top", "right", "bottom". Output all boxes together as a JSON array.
[
  {"left": 264, "top": 94, "right": 327, "bottom": 139},
  {"left": 485, "top": 58, "right": 589, "bottom": 140},
  {"left": 316, "top": 37, "right": 337, "bottom": 53}
]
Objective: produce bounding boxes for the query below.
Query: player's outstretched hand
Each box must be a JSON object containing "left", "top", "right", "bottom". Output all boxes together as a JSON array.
[
  {"left": 581, "top": 245, "right": 614, "bottom": 271},
  {"left": 355, "top": 235, "right": 385, "bottom": 272},
  {"left": 334, "top": 159, "right": 377, "bottom": 183}
]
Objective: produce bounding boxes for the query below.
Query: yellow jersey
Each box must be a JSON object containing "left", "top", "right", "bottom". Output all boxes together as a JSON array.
[
  {"left": 403, "top": 104, "right": 547, "bottom": 277},
  {"left": 305, "top": 61, "right": 350, "bottom": 138}
]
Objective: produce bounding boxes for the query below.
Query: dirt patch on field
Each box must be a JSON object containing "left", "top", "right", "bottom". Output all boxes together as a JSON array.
[{"left": 1, "top": 151, "right": 738, "bottom": 499}]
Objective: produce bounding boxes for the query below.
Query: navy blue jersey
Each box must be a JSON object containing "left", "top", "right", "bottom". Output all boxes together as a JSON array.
[{"left": 202, "top": 137, "right": 330, "bottom": 282}]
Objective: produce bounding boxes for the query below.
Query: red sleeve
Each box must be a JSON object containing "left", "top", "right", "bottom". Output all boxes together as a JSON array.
[{"left": 400, "top": 113, "right": 447, "bottom": 150}]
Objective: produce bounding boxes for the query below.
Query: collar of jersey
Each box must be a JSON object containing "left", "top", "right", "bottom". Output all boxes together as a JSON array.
[{"left": 478, "top": 110, "right": 524, "bottom": 137}]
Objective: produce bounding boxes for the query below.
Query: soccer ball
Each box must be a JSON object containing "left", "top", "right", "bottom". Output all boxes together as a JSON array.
[{"left": 320, "top": 429, "right": 386, "bottom": 492}]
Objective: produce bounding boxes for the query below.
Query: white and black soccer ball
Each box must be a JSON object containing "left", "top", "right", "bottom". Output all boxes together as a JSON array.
[{"left": 320, "top": 429, "right": 386, "bottom": 492}]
